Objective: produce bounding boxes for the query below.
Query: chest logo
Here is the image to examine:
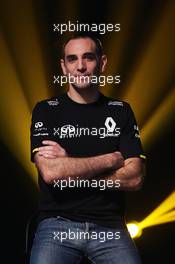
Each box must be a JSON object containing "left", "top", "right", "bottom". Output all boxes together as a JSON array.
[
  {"left": 53, "top": 117, "right": 120, "bottom": 139},
  {"left": 35, "top": 122, "right": 43, "bottom": 128},
  {"left": 104, "top": 117, "right": 116, "bottom": 132}
]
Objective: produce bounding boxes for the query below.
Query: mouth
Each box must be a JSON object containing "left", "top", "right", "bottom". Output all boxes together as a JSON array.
[
  {"left": 68, "top": 73, "right": 93, "bottom": 85},
  {"left": 74, "top": 74, "right": 90, "bottom": 77},
  {"left": 73, "top": 74, "right": 91, "bottom": 82}
]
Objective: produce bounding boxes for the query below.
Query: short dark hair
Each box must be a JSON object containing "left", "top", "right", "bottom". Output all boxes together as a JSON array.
[{"left": 61, "top": 33, "right": 104, "bottom": 59}]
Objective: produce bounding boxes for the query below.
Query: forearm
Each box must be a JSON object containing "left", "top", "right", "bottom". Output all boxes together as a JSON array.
[
  {"left": 36, "top": 152, "right": 118, "bottom": 184},
  {"left": 95, "top": 158, "right": 145, "bottom": 191}
]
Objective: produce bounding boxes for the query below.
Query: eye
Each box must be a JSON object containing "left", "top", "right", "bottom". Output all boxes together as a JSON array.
[
  {"left": 84, "top": 53, "right": 96, "bottom": 61},
  {"left": 66, "top": 55, "right": 77, "bottom": 62}
]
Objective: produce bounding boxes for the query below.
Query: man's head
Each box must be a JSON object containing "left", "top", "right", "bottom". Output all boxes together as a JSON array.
[{"left": 60, "top": 33, "right": 107, "bottom": 90}]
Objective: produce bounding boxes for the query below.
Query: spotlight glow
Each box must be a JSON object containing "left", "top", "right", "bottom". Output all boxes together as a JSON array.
[
  {"left": 127, "top": 191, "right": 175, "bottom": 239},
  {"left": 127, "top": 221, "right": 142, "bottom": 238},
  {"left": 139, "top": 191, "right": 175, "bottom": 229}
]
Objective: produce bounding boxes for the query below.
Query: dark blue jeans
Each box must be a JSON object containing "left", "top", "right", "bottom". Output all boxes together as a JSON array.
[{"left": 30, "top": 216, "right": 142, "bottom": 264}]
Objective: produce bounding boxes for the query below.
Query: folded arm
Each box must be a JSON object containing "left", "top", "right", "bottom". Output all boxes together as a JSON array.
[
  {"left": 34, "top": 151, "right": 123, "bottom": 184},
  {"left": 97, "top": 157, "right": 145, "bottom": 191},
  {"left": 33, "top": 140, "right": 145, "bottom": 191}
]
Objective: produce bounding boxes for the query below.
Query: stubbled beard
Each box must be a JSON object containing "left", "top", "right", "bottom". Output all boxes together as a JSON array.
[{"left": 71, "top": 81, "right": 92, "bottom": 90}]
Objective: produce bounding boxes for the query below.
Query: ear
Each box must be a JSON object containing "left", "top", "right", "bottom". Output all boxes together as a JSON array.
[
  {"left": 100, "top": 55, "right": 107, "bottom": 73},
  {"left": 60, "top": 59, "right": 67, "bottom": 75}
]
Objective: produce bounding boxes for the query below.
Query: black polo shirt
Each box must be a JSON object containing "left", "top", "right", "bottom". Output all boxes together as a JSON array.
[{"left": 30, "top": 91, "right": 145, "bottom": 228}]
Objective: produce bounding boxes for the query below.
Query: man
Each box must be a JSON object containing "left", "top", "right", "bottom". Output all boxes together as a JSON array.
[{"left": 30, "top": 33, "right": 146, "bottom": 264}]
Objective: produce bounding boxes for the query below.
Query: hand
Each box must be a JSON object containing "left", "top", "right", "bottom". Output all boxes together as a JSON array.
[
  {"left": 38, "top": 140, "right": 68, "bottom": 159},
  {"left": 111, "top": 151, "right": 124, "bottom": 170}
]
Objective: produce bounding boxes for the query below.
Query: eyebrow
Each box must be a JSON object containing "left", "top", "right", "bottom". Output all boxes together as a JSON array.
[
  {"left": 83, "top": 52, "right": 96, "bottom": 57},
  {"left": 65, "top": 52, "right": 96, "bottom": 60},
  {"left": 66, "top": 54, "right": 77, "bottom": 60}
]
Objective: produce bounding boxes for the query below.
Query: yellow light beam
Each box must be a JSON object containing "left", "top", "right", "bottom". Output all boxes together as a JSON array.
[
  {"left": 0, "top": 29, "right": 37, "bottom": 184},
  {"left": 140, "top": 215, "right": 175, "bottom": 229},
  {"left": 141, "top": 88, "right": 175, "bottom": 151},
  {"left": 157, "top": 210, "right": 175, "bottom": 220},
  {"left": 123, "top": 0, "right": 175, "bottom": 125},
  {"left": 139, "top": 191, "right": 175, "bottom": 229},
  {"left": 127, "top": 194, "right": 175, "bottom": 238},
  {"left": 127, "top": 213, "right": 175, "bottom": 238},
  {"left": 101, "top": 0, "right": 139, "bottom": 96},
  {"left": 147, "top": 215, "right": 175, "bottom": 227},
  {"left": 0, "top": 0, "right": 50, "bottom": 109}
]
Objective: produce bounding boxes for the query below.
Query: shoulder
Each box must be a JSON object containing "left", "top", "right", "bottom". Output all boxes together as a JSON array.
[
  {"left": 102, "top": 94, "right": 136, "bottom": 124},
  {"left": 102, "top": 94, "right": 131, "bottom": 111},
  {"left": 32, "top": 94, "right": 64, "bottom": 112}
]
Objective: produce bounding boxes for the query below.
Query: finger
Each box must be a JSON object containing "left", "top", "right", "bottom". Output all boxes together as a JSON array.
[
  {"left": 42, "top": 140, "right": 60, "bottom": 146},
  {"left": 38, "top": 152, "right": 58, "bottom": 158},
  {"left": 42, "top": 154, "right": 57, "bottom": 159},
  {"left": 40, "top": 147, "right": 67, "bottom": 154},
  {"left": 60, "top": 149, "right": 67, "bottom": 154},
  {"left": 39, "top": 148, "right": 66, "bottom": 155},
  {"left": 39, "top": 150, "right": 55, "bottom": 156},
  {"left": 39, "top": 146, "right": 66, "bottom": 153},
  {"left": 38, "top": 146, "right": 54, "bottom": 151}
]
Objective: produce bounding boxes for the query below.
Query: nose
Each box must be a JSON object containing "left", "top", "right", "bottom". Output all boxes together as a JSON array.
[{"left": 77, "top": 59, "right": 86, "bottom": 72}]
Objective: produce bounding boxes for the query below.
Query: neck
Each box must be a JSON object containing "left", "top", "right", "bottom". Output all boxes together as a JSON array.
[{"left": 67, "top": 87, "right": 100, "bottom": 104}]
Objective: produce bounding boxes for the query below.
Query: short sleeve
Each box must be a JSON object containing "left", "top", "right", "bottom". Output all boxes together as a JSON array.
[
  {"left": 30, "top": 102, "right": 51, "bottom": 162},
  {"left": 119, "top": 104, "right": 146, "bottom": 160}
]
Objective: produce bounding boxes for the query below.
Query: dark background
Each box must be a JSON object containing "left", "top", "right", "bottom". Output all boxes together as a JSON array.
[{"left": 1, "top": 0, "right": 175, "bottom": 263}]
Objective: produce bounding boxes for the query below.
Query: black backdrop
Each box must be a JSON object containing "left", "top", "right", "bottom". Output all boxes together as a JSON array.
[{"left": 1, "top": 0, "right": 175, "bottom": 263}]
